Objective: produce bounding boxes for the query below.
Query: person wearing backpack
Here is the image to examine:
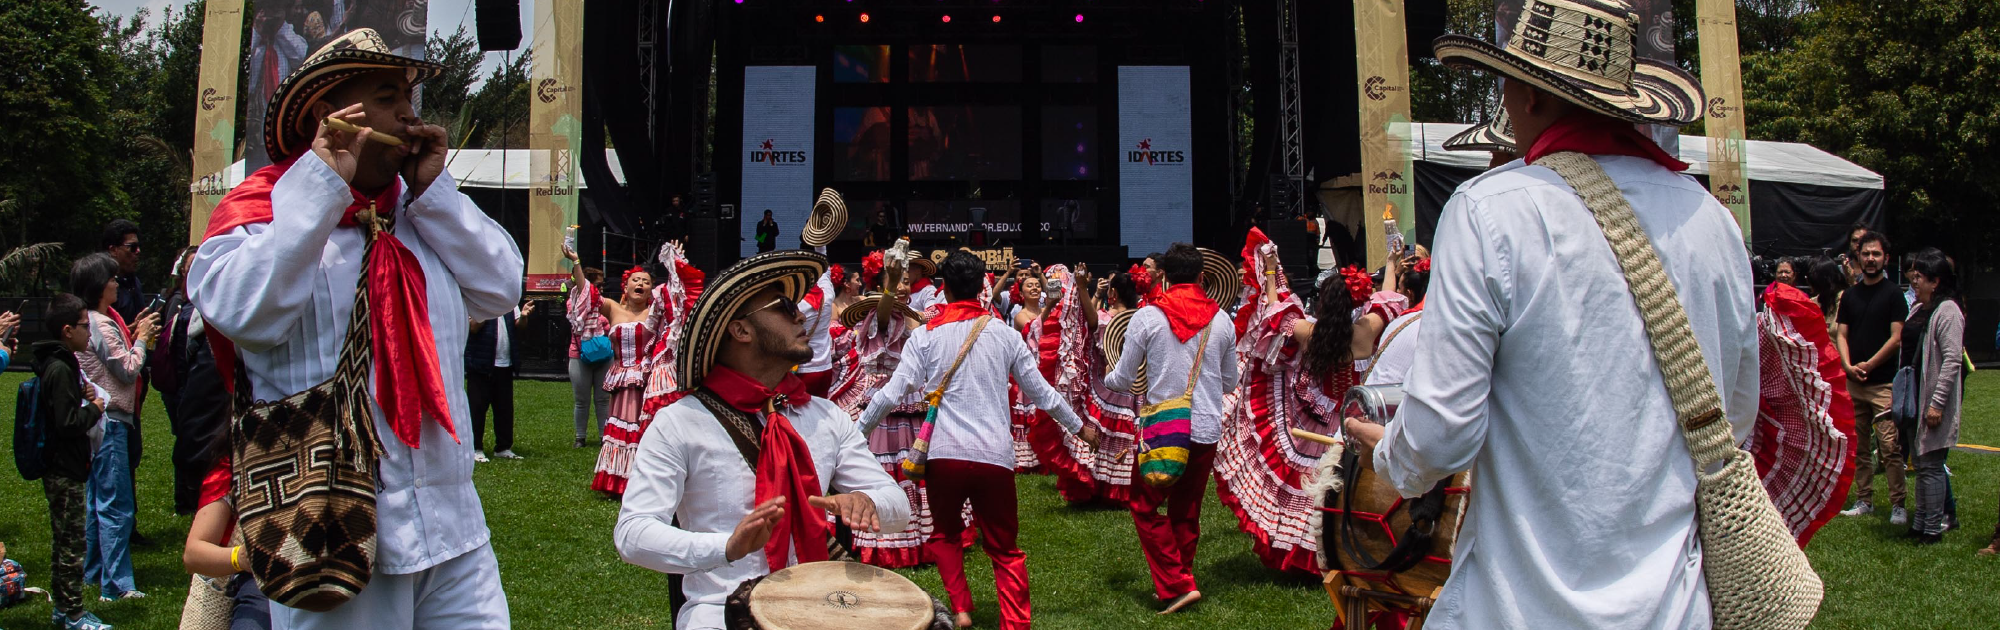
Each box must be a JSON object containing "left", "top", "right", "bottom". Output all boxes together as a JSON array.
[{"left": 33, "top": 294, "right": 116, "bottom": 630}]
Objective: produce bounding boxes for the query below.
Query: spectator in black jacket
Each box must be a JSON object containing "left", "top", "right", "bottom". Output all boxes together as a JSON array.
[
  {"left": 102, "top": 220, "right": 145, "bottom": 324},
  {"left": 153, "top": 247, "right": 231, "bottom": 515},
  {"left": 466, "top": 301, "right": 537, "bottom": 462},
  {"left": 36, "top": 293, "right": 116, "bottom": 630}
]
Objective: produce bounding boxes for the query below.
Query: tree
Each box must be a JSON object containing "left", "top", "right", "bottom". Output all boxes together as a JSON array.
[
  {"left": 1411, "top": 0, "right": 1501, "bottom": 125},
  {"left": 465, "top": 50, "right": 531, "bottom": 149},
  {"left": 424, "top": 25, "right": 484, "bottom": 140},
  {"left": 1740, "top": 0, "right": 2000, "bottom": 268}
]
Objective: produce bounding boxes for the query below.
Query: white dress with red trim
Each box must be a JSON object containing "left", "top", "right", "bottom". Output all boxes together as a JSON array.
[
  {"left": 1751, "top": 283, "right": 1855, "bottom": 546},
  {"left": 1071, "top": 309, "right": 1141, "bottom": 505},
  {"left": 640, "top": 255, "right": 704, "bottom": 426},
  {"left": 1214, "top": 288, "right": 1406, "bottom": 573}
]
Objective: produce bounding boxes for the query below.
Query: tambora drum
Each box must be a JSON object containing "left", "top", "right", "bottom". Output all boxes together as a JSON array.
[
  {"left": 723, "top": 561, "right": 946, "bottom": 630},
  {"left": 1314, "top": 385, "right": 1471, "bottom": 621}
]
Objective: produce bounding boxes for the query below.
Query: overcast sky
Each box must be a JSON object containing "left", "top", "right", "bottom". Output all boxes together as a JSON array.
[{"left": 87, "top": 0, "right": 534, "bottom": 86}]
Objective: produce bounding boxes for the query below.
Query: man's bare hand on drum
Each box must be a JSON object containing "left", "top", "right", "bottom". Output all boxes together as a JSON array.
[
  {"left": 1342, "top": 417, "right": 1385, "bottom": 457},
  {"left": 808, "top": 494, "right": 881, "bottom": 533},
  {"left": 726, "top": 497, "right": 787, "bottom": 561}
]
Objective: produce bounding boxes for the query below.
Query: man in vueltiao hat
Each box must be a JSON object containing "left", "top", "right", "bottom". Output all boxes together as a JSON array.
[
  {"left": 188, "top": 28, "right": 522, "bottom": 629},
  {"left": 1344, "top": 0, "right": 1763, "bottom": 626},
  {"left": 615, "top": 250, "right": 911, "bottom": 630}
]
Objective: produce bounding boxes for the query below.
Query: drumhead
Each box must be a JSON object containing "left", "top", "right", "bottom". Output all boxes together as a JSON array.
[{"left": 748, "top": 561, "right": 933, "bottom": 630}]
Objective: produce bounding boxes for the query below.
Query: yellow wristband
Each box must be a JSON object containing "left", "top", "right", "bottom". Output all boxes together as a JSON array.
[{"left": 230, "top": 546, "right": 243, "bottom": 573}]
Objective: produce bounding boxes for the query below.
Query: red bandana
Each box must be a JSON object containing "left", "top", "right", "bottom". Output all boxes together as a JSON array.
[
  {"left": 1525, "top": 114, "right": 1689, "bottom": 172},
  {"left": 1151, "top": 283, "right": 1219, "bottom": 342},
  {"left": 204, "top": 157, "right": 456, "bottom": 449},
  {"left": 927, "top": 299, "right": 989, "bottom": 330},
  {"left": 701, "top": 365, "right": 831, "bottom": 572},
  {"left": 912, "top": 278, "right": 934, "bottom": 294}
]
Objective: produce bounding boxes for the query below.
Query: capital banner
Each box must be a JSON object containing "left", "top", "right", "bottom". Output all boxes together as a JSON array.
[
  {"left": 1355, "top": 0, "right": 1415, "bottom": 272},
  {"left": 526, "top": 0, "right": 585, "bottom": 293},
  {"left": 189, "top": 0, "right": 246, "bottom": 244},
  {"left": 1697, "top": 0, "right": 1751, "bottom": 240}
]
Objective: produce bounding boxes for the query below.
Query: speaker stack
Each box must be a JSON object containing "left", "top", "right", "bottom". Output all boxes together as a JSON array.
[{"left": 476, "top": 0, "right": 522, "bottom": 51}]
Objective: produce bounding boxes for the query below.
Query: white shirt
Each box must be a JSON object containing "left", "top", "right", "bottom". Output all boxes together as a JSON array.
[
  {"left": 189, "top": 156, "right": 525, "bottom": 575},
  {"left": 910, "top": 284, "right": 943, "bottom": 311},
  {"left": 1361, "top": 310, "right": 1424, "bottom": 386},
  {"left": 858, "top": 316, "right": 1084, "bottom": 469},
  {"left": 493, "top": 311, "right": 513, "bottom": 368},
  {"left": 1103, "top": 304, "right": 1239, "bottom": 444},
  {"left": 1376, "top": 155, "right": 1759, "bottom": 629},
  {"left": 798, "top": 271, "right": 837, "bottom": 373},
  {"left": 615, "top": 395, "right": 913, "bottom": 630}
]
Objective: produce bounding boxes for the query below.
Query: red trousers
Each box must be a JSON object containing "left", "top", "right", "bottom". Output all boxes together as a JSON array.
[
  {"left": 797, "top": 368, "right": 834, "bottom": 399},
  {"left": 1129, "top": 442, "right": 1216, "bottom": 601},
  {"left": 924, "top": 459, "right": 1032, "bottom": 630}
]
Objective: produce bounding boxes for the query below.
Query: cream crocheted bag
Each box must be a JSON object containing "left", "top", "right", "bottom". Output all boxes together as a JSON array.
[{"left": 1537, "top": 151, "right": 1822, "bottom": 629}]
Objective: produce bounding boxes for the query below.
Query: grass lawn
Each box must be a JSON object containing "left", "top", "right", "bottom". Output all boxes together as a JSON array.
[{"left": 2, "top": 370, "right": 1997, "bottom": 629}]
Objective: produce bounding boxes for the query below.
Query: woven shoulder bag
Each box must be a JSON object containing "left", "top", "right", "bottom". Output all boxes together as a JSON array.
[
  {"left": 228, "top": 208, "right": 387, "bottom": 612},
  {"left": 1537, "top": 151, "right": 1821, "bottom": 629},
  {"left": 902, "top": 315, "right": 992, "bottom": 480},
  {"left": 1135, "top": 323, "right": 1212, "bottom": 488}
]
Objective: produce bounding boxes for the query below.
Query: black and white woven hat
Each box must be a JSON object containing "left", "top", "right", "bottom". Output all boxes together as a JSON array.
[
  {"left": 676, "top": 250, "right": 828, "bottom": 387},
  {"left": 1433, "top": 0, "right": 1701, "bottom": 126},
  {"left": 1443, "top": 109, "right": 1518, "bottom": 153},
  {"left": 263, "top": 28, "right": 445, "bottom": 162}
]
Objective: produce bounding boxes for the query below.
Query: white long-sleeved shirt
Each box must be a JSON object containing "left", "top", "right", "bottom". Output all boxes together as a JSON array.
[
  {"left": 797, "top": 271, "right": 837, "bottom": 373},
  {"left": 615, "top": 395, "right": 912, "bottom": 630},
  {"left": 858, "top": 317, "right": 1084, "bottom": 469},
  {"left": 1375, "top": 155, "right": 1759, "bottom": 629},
  {"left": 1361, "top": 310, "right": 1424, "bottom": 386},
  {"left": 189, "top": 156, "right": 525, "bottom": 575},
  {"left": 1104, "top": 305, "right": 1239, "bottom": 445}
]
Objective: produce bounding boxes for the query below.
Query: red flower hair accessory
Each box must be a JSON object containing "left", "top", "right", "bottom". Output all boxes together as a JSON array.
[
  {"left": 621, "top": 265, "right": 649, "bottom": 287},
  {"left": 827, "top": 262, "right": 846, "bottom": 288},
  {"left": 1127, "top": 262, "right": 1156, "bottom": 296},
  {"left": 1411, "top": 257, "right": 1432, "bottom": 274},
  {"left": 861, "top": 251, "right": 885, "bottom": 290},
  {"left": 1339, "top": 265, "right": 1374, "bottom": 303}
]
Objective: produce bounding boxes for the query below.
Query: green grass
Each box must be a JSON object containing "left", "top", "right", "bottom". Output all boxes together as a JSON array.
[{"left": 3, "top": 371, "right": 1998, "bottom": 629}]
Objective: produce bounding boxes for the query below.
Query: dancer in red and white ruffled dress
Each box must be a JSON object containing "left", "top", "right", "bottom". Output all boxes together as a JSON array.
[
  {"left": 566, "top": 243, "right": 687, "bottom": 496},
  {"left": 829, "top": 251, "right": 944, "bottom": 567},
  {"left": 1060, "top": 270, "right": 1147, "bottom": 505},
  {"left": 637, "top": 243, "right": 704, "bottom": 441},
  {"left": 1213, "top": 228, "right": 1408, "bottom": 573},
  {"left": 1010, "top": 266, "right": 1108, "bottom": 501}
]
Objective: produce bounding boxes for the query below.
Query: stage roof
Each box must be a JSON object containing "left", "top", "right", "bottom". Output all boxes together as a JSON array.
[{"left": 1409, "top": 122, "right": 1884, "bottom": 190}]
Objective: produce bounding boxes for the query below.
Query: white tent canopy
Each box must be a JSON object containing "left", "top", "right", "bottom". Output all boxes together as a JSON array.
[
  {"left": 1408, "top": 122, "right": 1884, "bottom": 190},
  {"left": 212, "top": 149, "right": 629, "bottom": 190}
]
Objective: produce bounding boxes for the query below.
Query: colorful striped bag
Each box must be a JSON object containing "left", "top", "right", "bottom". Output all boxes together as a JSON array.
[{"left": 1136, "top": 324, "right": 1212, "bottom": 488}]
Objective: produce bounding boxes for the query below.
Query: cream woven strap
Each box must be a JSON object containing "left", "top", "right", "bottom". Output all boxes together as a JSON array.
[
  {"left": 1536, "top": 151, "right": 1821, "bottom": 630},
  {"left": 930, "top": 316, "right": 992, "bottom": 399}
]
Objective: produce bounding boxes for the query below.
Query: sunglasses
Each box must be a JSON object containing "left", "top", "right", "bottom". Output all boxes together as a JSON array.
[{"left": 735, "top": 296, "right": 800, "bottom": 320}]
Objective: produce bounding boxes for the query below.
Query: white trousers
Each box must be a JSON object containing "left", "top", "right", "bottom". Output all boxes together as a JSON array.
[{"left": 271, "top": 543, "right": 510, "bottom": 630}]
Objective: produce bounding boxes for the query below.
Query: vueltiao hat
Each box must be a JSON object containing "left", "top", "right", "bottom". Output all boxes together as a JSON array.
[
  {"left": 677, "top": 250, "right": 827, "bottom": 387},
  {"left": 263, "top": 28, "right": 445, "bottom": 162},
  {"left": 1432, "top": 0, "right": 1701, "bottom": 127}
]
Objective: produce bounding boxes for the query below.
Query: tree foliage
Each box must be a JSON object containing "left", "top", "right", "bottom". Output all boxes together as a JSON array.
[{"left": 1740, "top": 0, "right": 1999, "bottom": 267}]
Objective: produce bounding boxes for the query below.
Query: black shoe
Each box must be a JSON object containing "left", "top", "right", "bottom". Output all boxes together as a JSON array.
[
  {"left": 1915, "top": 533, "right": 1944, "bottom": 545},
  {"left": 573, "top": 438, "right": 586, "bottom": 448}
]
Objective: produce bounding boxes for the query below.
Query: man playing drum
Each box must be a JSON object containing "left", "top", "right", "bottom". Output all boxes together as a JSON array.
[
  {"left": 615, "top": 251, "right": 913, "bottom": 630},
  {"left": 1345, "top": 0, "right": 1760, "bottom": 627}
]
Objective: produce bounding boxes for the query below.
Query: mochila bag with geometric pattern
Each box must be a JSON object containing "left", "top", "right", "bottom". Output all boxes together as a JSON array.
[
  {"left": 228, "top": 207, "right": 388, "bottom": 612},
  {"left": 1537, "top": 151, "right": 1821, "bottom": 629},
  {"left": 1135, "top": 323, "right": 1212, "bottom": 489}
]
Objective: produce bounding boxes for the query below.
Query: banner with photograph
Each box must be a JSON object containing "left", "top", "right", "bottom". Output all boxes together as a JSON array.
[
  {"left": 525, "top": 0, "right": 584, "bottom": 292},
  {"left": 1116, "top": 66, "right": 1193, "bottom": 258},
  {"left": 740, "top": 66, "right": 818, "bottom": 258},
  {"left": 241, "top": 0, "right": 428, "bottom": 169},
  {"left": 1355, "top": 0, "right": 1415, "bottom": 272},
  {"left": 188, "top": 0, "right": 246, "bottom": 244},
  {"left": 1698, "top": 0, "right": 1752, "bottom": 240}
]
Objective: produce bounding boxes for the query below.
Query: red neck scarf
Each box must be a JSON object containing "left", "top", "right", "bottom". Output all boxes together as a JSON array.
[
  {"left": 204, "top": 157, "right": 456, "bottom": 449},
  {"left": 1525, "top": 114, "right": 1689, "bottom": 172},
  {"left": 912, "top": 278, "right": 934, "bottom": 295},
  {"left": 927, "top": 299, "right": 989, "bottom": 330},
  {"left": 1151, "top": 283, "right": 1218, "bottom": 342},
  {"left": 701, "top": 365, "right": 831, "bottom": 572}
]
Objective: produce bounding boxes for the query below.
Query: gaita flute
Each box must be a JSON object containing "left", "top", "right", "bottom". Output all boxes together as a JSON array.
[{"left": 322, "top": 117, "right": 406, "bottom": 146}]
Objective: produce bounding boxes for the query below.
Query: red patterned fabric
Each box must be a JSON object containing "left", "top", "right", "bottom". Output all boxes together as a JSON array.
[
  {"left": 701, "top": 365, "right": 831, "bottom": 572},
  {"left": 1151, "top": 284, "right": 1218, "bottom": 343},
  {"left": 205, "top": 157, "right": 455, "bottom": 449},
  {"left": 1212, "top": 294, "right": 1342, "bottom": 573},
  {"left": 926, "top": 300, "right": 989, "bottom": 330},
  {"left": 1524, "top": 113, "right": 1689, "bottom": 172},
  {"left": 1751, "top": 283, "right": 1855, "bottom": 547}
]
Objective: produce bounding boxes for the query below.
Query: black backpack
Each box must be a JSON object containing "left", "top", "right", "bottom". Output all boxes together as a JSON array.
[{"left": 12, "top": 376, "right": 44, "bottom": 480}]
